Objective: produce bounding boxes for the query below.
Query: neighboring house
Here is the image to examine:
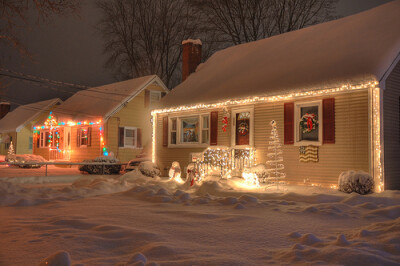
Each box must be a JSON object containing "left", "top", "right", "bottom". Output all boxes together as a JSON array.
[
  {"left": 33, "top": 75, "right": 168, "bottom": 162},
  {"left": 0, "top": 98, "right": 62, "bottom": 155},
  {"left": 152, "top": 1, "right": 400, "bottom": 191}
]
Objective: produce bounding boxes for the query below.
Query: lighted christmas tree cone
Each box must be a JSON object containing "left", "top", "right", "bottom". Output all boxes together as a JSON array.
[
  {"left": 266, "top": 120, "right": 286, "bottom": 186},
  {"left": 8, "top": 141, "right": 15, "bottom": 156}
]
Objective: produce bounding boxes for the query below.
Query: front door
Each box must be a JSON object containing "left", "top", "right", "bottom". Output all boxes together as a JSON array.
[{"left": 235, "top": 112, "right": 250, "bottom": 145}]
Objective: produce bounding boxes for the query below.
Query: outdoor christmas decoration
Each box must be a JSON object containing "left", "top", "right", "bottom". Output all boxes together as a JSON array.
[
  {"left": 299, "top": 146, "right": 319, "bottom": 162},
  {"left": 300, "top": 113, "right": 318, "bottom": 133},
  {"left": 222, "top": 108, "right": 230, "bottom": 132},
  {"left": 169, "top": 161, "right": 181, "bottom": 180},
  {"left": 186, "top": 163, "right": 201, "bottom": 186},
  {"left": 8, "top": 141, "right": 15, "bottom": 156},
  {"left": 266, "top": 120, "right": 286, "bottom": 182}
]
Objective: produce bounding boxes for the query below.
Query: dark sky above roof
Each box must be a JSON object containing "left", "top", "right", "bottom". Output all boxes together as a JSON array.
[{"left": 0, "top": 0, "right": 393, "bottom": 111}]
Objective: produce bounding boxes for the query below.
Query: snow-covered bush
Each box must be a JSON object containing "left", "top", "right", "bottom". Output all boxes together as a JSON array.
[
  {"left": 139, "top": 161, "right": 160, "bottom": 178},
  {"left": 5, "top": 154, "right": 46, "bottom": 168},
  {"left": 249, "top": 164, "right": 269, "bottom": 182},
  {"left": 338, "top": 170, "right": 374, "bottom": 195},
  {"left": 79, "top": 156, "right": 121, "bottom": 175}
]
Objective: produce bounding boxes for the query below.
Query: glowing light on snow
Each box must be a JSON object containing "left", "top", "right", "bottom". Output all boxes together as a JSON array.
[{"left": 242, "top": 171, "right": 260, "bottom": 187}]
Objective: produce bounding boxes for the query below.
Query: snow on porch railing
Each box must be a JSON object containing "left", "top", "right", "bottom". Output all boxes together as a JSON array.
[{"left": 194, "top": 146, "right": 256, "bottom": 178}]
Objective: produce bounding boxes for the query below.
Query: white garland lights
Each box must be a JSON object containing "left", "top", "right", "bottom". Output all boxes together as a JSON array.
[{"left": 151, "top": 80, "right": 383, "bottom": 191}]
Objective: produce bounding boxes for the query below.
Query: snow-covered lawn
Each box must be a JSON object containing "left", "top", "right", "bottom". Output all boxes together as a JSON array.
[{"left": 0, "top": 171, "right": 399, "bottom": 265}]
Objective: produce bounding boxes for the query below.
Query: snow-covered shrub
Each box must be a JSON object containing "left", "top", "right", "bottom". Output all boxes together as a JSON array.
[
  {"left": 5, "top": 154, "right": 46, "bottom": 168},
  {"left": 338, "top": 170, "right": 374, "bottom": 195},
  {"left": 139, "top": 161, "right": 160, "bottom": 178},
  {"left": 249, "top": 164, "right": 269, "bottom": 182},
  {"left": 79, "top": 156, "right": 121, "bottom": 175}
]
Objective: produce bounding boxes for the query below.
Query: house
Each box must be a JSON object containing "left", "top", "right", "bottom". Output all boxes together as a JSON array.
[
  {"left": 152, "top": 1, "right": 400, "bottom": 191},
  {"left": 33, "top": 75, "right": 168, "bottom": 162},
  {"left": 0, "top": 98, "right": 62, "bottom": 155}
]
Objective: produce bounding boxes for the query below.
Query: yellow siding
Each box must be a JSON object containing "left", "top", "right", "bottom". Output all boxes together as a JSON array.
[
  {"left": 16, "top": 126, "right": 33, "bottom": 154},
  {"left": 107, "top": 84, "right": 165, "bottom": 163},
  {"left": 156, "top": 90, "right": 369, "bottom": 184},
  {"left": 69, "top": 126, "right": 102, "bottom": 162}
]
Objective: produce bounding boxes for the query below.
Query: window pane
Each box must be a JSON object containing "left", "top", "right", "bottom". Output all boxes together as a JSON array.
[
  {"left": 172, "top": 118, "right": 177, "bottom": 131},
  {"left": 171, "top": 132, "right": 176, "bottom": 144},
  {"left": 81, "top": 128, "right": 88, "bottom": 146},
  {"left": 299, "top": 106, "right": 319, "bottom": 141},
  {"left": 181, "top": 117, "right": 199, "bottom": 143},
  {"left": 202, "top": 130, "right": 209, "bottom": 144},
  {"left": 125, "top": 129, "right": 135, "bottom": 146},
  {"left": 45, "top": 132, "right": 51, "bottom": 147},
  {"left": 203, "top": 116, "right": 209, "bottom": 129}
]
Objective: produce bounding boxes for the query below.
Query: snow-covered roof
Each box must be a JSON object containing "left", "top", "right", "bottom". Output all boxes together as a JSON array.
[
  {"left": 54, "top": 75, "right": 167, "bottom": 121},
  {"left": 0, "top": 98, "right": 62, "bottom": 133},
  {"left": 161, "top": 1, "right": 400, "bottom": 108}
]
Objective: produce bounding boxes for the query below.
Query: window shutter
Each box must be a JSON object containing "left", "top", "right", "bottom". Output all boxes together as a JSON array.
[
  {"left": 87, "top": 127, "right": 92, "bottom": 147},
  {"left": 163, "top": 117, "right": 168, "bottom": 146},
  {"left": 36, "top": 133, "right": 40, "bottom": 148},
  {"left": 118, "top": 127, "right": 124, "bottom": 147},
  {"left": 323, "top": 98, "right": 335, "bottom": 144},
  {"left": 77, "top": 128, "right": 81, "bottom": 147},
  {"left": 210, "top": 111, "right": 218, "bottom": 145},
  {"left": 137, "top": 128, "right": 142, "bottom": 148},
  {"left": 145, "top": 89, "right": 150, "bottom": 108},
  {"left": 284, "top": 102, "right": 294, "bottom": 144}
]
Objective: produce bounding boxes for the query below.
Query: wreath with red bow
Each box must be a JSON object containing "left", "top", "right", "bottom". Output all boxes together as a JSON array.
[{"left": 300, "top": 113, "right": 318, "bottom": 133}]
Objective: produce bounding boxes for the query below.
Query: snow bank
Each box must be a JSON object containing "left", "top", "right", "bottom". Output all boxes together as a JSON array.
[{"left": 338, "top": 170, "right": 374, "bottom": 194}]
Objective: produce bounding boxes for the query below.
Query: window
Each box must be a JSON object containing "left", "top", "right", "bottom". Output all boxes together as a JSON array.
[
  {"left": 119, "top": 127, "right": 142, "bottom": 148},
  {"left": 231, "top": 107, "right": 254, "bottom": 147},
  {"left": 294, "top": 100, "right": 322, "bottom": 146},
  {"left": 80, "top": 128, "right": 88, "bottom": 146},
  {"left": 77, "top": 127, "right": 92, "bottom": 147},
  {"left": 28, "top": 137, "right": 33, "bottom": 150},
  {"left": 169, "top": 114, "right": 209, "bottom": 146},
  {"left": 40, "top": 131, "right": 52, "bottom": 148}
]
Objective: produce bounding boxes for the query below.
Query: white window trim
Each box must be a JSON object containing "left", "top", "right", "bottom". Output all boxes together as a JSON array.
[
  {"left": 40, "top": 130, "right": 56, "bottom": 148},
  {"left": 168, "top": 113, "right": 210, "bottom": 148},
  {"left": 123, "top": 126, "right": 138, "bottom": 148},
  {"left": 294, "top": 100, "right": 322, "bottom": 146},
  {"left": 231, "top": 106, "right": 254, "bottom": 148},
  {"left": 79, "top": 127, "right": 88, "bottom": 148}
]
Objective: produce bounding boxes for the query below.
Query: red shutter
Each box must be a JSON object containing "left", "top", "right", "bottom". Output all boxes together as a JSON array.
[
  {"left": 323, "top": 98, "right": 335, "bottom": 144},
  {"left": 145, "top": 90, "right": 150, "bottom": 108},
  {"left": 118, "top": 127, "right": 124, "bottom": 147},
  {"left": 137, "top": 128, "right": 142, "bottom": 148},
  {"left": 87, "top": 127, "right": 92, "bottom": 147},
  {"left": 284, "top": 102, "right": 294, "bottom": 144},
  {"left": 163, "top": 117, "right": 168, "bottom": 146},
  {"left": 210, "top": 111, "right": 218, "bottom": 145},
  {"left": 77, "top": 128, "right": 81, "bottom": 147}
]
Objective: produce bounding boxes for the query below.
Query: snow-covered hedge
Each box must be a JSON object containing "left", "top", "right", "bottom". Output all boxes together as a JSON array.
[
  {"left": 338, "top": 170, "right": 374, "bottom": 195},
  {"left": 79, "top": 156, "right": 121, "bottom": 175},
  {"left": 139, "top": 161, "right": 160, "bottom": 178},
  {"left": 5, "top": 154, "right": 46, "bottom": 168}
]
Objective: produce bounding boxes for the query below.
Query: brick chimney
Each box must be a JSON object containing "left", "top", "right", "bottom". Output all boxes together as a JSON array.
[
  {"left": 0, "top": 102, "right": 10, "bottom": 119},
  {"left": 182, "top": 39, "right": 202, "bottom": 82}
]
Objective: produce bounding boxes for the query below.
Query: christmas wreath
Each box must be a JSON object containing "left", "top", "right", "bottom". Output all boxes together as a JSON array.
[
  {"left": 300, "top": 113, "right": 318, "bottom": 133},
  {"left": 237, "top": 121, "right": 249, "bottom": 136}
]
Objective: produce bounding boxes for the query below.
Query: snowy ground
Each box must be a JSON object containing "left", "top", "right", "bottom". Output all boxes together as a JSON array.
[{"left": 0, "top": 171, "right": 399, "bottom": 265}]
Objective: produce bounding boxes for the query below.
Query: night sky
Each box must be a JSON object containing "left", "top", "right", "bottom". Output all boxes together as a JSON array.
[{"left": 0, "top": 0, "right": 393, "bottom": 110}]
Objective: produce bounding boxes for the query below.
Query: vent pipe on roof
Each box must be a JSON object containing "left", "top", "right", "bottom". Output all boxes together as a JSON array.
[
  {"left": 182, "top": 39, "right": 202, "bottom": 82},
  {"left": 0, "top": 102, "right": 10, "bottom": 119}
]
